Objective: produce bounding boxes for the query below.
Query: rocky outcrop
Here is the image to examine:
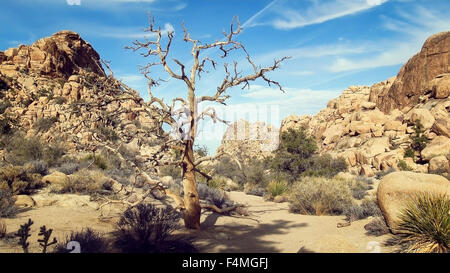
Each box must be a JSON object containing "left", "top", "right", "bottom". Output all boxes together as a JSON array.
[
  {"left": 375, "top": 31, "right": 450, "bottom": 113},
  {"left": 0, "top": 30, "right": 104, "bottom": 79},
  {"left": 377, "top": 171, "right": 450, "bottom": 232},
  {"left": 0, "top": 31, "right": 165, "bottom": 168},
  {"left": 217, "top": 119, "right": 279, "bottom": 160}
]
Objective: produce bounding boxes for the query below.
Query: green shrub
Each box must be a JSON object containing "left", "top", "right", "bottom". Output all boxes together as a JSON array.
[
  {"left": 53, "top": 96, "right": 67, "bottom": 105},
  {"left": 244, "top": 159, "right": 269, "bottom": 186},
  {"left": 301, "top": 154, "right": 347, "bottom": 178},
  {"left": 266, "top": 180, "right": 288, "bottom": 198},
  {"left": 95, "top": 125, "right": 119, "bottom": 142},
  {"left": 289, "top": 177, "right": 354, "bottom": 216},
  {"left": 81, "top": 154, "right": 108, "bottom": 170},
  {"left": 394, "top": 194, "right": 449, "bottom": 253},
  {"left": 112, "top": 203, "right": 183, "bottom": 253},
  {"left": 54, "top": 228, "right": 110, "bottom": 253},
  {"left": 197, "top": 182, "right": 228, "bottom": 208},
  {"left": 213, "top": 156, "right": 245, "bottom": 185},
  {"left": 159, "top": 164, "right": 182, "bottom": 180},
  {"left": 350, "top": 176, "right": 373, "bottom": 200},
  {"left": 0, "top": 188, "right": 18, "bottom": 218},
  {"left": 0, "top": 115, "right": 15, "bottom": 135},
  {"left": 398, "top": 160, "right": 412, "bottom": 171},
  {"left": 404, "top": 148, "right": 415, "bottom": 159},
  {"left": 194, "top": 145, "right": 208, "bottom": 157},
  {"left": 207, "top": 176, "right": 227, "bottom": 189},
  {"left": 344, "top": 198, "right": 382, "bottom": 222}
]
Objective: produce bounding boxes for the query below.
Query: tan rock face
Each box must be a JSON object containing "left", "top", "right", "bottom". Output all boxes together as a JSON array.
[
  {"left": 377, "top": 171, "right": 450, "bottom": 232},
  {"left": 0, "top": 30, "right": 105, "bottom": 79},
  {"left": 429, "top": 155, "right": 449, "bottom": 173},
  {"left": 375, "top": 31, "right": 450, "bottom": 113},
  {"left": 421, "top": 136, "right": 450, "bottom": 161},
  {"left": 430, "top": 74, "right": 450, "bottom": 99}
]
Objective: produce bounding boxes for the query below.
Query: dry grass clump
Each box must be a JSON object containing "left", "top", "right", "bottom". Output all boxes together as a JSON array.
[
  {"left": 57, "top": 169, "right": 110, "bottom": 195},
  {"left": 0, "top": 220, "right": 7, "bottom": 238},
  {"left": 266, "top": 179, "right": 288, "bottom": 199},
  {"left": 289, "top": 176, "right": 354, "bottom": 216}
]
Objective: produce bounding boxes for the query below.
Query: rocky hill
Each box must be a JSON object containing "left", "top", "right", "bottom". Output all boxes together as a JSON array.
[
  {"left": 220, "top": 31, "right": 449, "bottom": 177},
  {"left": 0, "top": 31, "right": 164, "bottom": 168},
  {"left": 280, "top": 31, "right": 450, "bottom": 176}
]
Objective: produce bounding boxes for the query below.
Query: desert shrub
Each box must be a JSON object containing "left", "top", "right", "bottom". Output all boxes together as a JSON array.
[
  {"left": 393, "top": 194, "right": 449, "bottom": 253},
  {"left": 33, "top": 117, "right": 58, "bottom": 132},
  {"left": 0, "top": 77, "right": 8, "bottom": 91},
  {"left": 364, "top": 217, "right": 390, "bottom": 236},
  {"left": 54, "top": 228, "right": 110, "bottom": 253},
  {"left": 266, "top": 179, "right": 288, "bottom": 198},
  {"left": 397, "top": 160, "right": 413, "bottom": 171},
  {"left": 0, "top": 220, "right": 6, "bottom": 238},
  {"left": 95, "top": 125, "right": 119, "bottom": 142},
  {"left": 344, "top": 198, "right": 382, "bottom": 222},
  {"left": 0, "top": 115, "right": 15, "bottom": 135},
  {"left": 55, "top": 162, "right": 80, "bottom": 175},
  {"left": 207, "top": 176, "right": 227, "bottom": 189},
  {"left": 194, "top": 145, "right": 208, "bottom": 157},
  {"left": 244, "top": 159, "right": 269, "bottom": 186},
  {"left": 410, "top": 120, "right": 429, "bottom": 153},
  {"left": 301, "top": 154, "right": 347, "bottom": 178},
  {"left": 112, "top": 203, "right": 182, "bottom": 253},
  {"left": 212, "top": 156, "right": 246, "bottom": 186},
  {"left": 350, "top": 176, "right": 373, "bottom": 200},
  {"left": 80, "top": 154, "right": 108, "bottom": 170},
  {"left": 0, "top": 165, "right": 44, "bottom": 195},
  {"left": 404, "top": 148, "right": 415, "bottom": 159},
  {"left": 57, "top": 169, "right": 109, "bottom": 195},
  {"left": 24, "top": 160, "right": 48, "bottom": 176},
  {"left": 0, "top": 188, "right": 18, "bottom": 218},
  {"left": 197, "top": 183, "right": 228, "bottom": 208},
  {"left": 289, "top": 177, "right": 354, "bottom": 216},
  {"left": 270, "top": 127, "right": 318, "bottom": 182}
]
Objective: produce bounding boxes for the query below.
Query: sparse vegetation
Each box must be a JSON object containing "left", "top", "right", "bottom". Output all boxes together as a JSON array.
[
  {"left": 0, "top": 220, "right": 6, "bottom": 239},
  {"left": 0, "top": 165, "right": 45, "bottom": 195},
  {"left": 350, "top": 176, "right": 373, "bottom": 200},
  {"left": 364, "top": 217, "right": 390, "bottom": 236},
  {"left": 112, "top": 203, "right": 186, "bottom": 253},
  {"left": 197, "top": 182, "right": 229, "bottom": 208},
  {"left": 289, "top": 177, "right": 354, "bottom": 216},
  {"left": 0, "top": 188, "right": 17, "bottom": 218},
  {"left": 266, "top": 179, "right": 288, "bottom": 199},
  {"left": 393, "top": 194, "right": 449, "bottom": 253},
  {"left": 344, "top": 198, "right": 382, "bottom": 222},
  {"left": 33, "top": 117, "right": 58, "bottom": 132},
  {"left": 56, "top": 169, "right": 110, "bottom": 195},
  {"left": 54, "top": 228, "right": 110, "bottom": 253},
  {"left": 397, "top": 160, "right": 413, "bottom": 171},
  {"left": 404, "top": 148, "right": 415, "bottom": 159},
  {"left": 95, "top": 124, "right": 119, "bottom": 142}
]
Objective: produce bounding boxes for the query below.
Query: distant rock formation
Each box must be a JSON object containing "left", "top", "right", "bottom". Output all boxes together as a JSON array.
[{"left": 217, "top": 119, "right": 279, "bottom": 160}]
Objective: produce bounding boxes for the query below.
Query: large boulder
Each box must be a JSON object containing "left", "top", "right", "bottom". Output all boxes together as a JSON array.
[
  {"left": 430, "top": 73, "right": 450, "bottom": 99},
  {"left": 421, "top": 136, "right": 450, "bottom": 161},
  {"left": 407, "top": 108, "right": 435, "bottom": 130},
  {"left": 377, "top": 171, "right": 450, "bottom": 232},
  {"left": 429, "top": 155, "right": 449, "bottom": 173},
  {"left": 42, "top": 171, "right": 69, "bottom": 191}
]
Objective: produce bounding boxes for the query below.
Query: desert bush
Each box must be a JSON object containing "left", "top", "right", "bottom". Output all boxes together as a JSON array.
[
  {"left": 244, "top": 159, "right": 270, "bottom": 186},
  {"left": 0, "top": 77, "right": 8, "bottom": 91},
  {"left": 289, "top": 177, "right": 354, "bottom": 216},
  {"left": 57, "top": 169, "right": 109, "bottom": 195},
  {"left": 24, "top": 160, "right": 48, "bottom": 176},
  {"left": 397, "top": 160, "right": 413, "bottom": 171},
  {"left": 410, "top": 120, "right": 429, "bottom": 154},
  {"left": 344, "top": 198, "right": 382, "bottom": 222},
  {"left": 266, "top": 179, "right": 288, "bottom": 198},
  {"left": 197, "top": 183, "right": 228, "bottom": 208},
  {"left": 159, "top": 165, "right": 182, "bottom": 180},
  {"left": 393, "top": 194, "right": 449, "bottom": 253},
  {"left": 364, "top": 217, "right": 390, "bottom": 236},
  {"left": 112, "top": 203, "right": 182, "bottom": 253},
  {"left": 207, "top": 176, "right": 228, "bottom": 189},
  {"left": 33, "top": 117, "right": 57, "bottom": 132},
  {"left": 404, "top": 148, "right": 415, "bottom": 159},
  {"left": 54, "top": 228, "right": 110, "bottom": 253},
  {"left": 0, "top": 220, "right": 6, "bottom": 238},
  {"left": 194, "top": 145, "right": 208, "bottom": 157},
  {"left": 0, "top": 99, "right": 11, "bottom": 115},
  {"left": 350, "top": 176, "right": 373, "bottom": 200},
  {"left": 0, "top": 165, "right": 44, "bottom": 195},
  {"left": 0, "top": 189, "right": 18, "bottom": 218},
  {"left": 55, "top": 162, "right": 80, "bottom": 175},
  {"left": 0, "top": 115, "right": 15, "bottom": 135},
  {"left": 95, "top": 125, "right": 119, "bottom": 142},
  {"left": 80, "top": 154, "right": 108, "bottom": 170},
  {"left": 301, "top": 154, "right": 347, "bottom": 178},
  {"left": 213, "top": 156, "right": 245, "bottom": 185},
  {"left": 53, "top": 96, "right": 67, "bottom": 105}
]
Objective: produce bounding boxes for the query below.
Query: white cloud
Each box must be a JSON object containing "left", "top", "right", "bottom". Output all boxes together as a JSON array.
[
  {"left": 250, "top": 0, "right": 389, "bottom": 30},
  {"left": 66, "top": 0, "right": 81, "bottom": 5},
  {"left": 88, "top": 22, "right": 174, "bottom": 39}
]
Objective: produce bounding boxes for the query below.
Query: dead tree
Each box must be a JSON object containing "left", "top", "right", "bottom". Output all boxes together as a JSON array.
[{"left": 123, "top": 15, "right": 288, "bottom": 229}]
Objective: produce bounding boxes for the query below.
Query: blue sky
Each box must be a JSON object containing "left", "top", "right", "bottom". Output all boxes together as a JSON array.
[{"left": 1, "top": 0, "right": 449, "bottom": 153}]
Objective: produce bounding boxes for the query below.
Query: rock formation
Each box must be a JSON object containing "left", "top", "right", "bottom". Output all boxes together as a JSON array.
[
  {"left": 0, "top": 31, "right": 164, "bottom": 167},
  {"left": 279, "top": 31, "right": 450, "bottom": 176}
]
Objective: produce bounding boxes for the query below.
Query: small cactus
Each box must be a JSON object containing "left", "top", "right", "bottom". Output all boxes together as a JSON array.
[
  {"left": 38, "top": 225, "right": 58, "bottom": 253},
  {"left": 15, "top": 218, "right": 33, "bottom": 253}
]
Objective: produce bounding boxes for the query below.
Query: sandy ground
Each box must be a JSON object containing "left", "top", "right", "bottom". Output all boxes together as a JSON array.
[{"left": 0, "top": 190, "right": 395, "bottom": 253}]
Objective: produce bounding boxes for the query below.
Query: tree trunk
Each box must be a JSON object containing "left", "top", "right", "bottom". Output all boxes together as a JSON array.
[
  {"left": 182, "top": 139, "right": 201, "bottom": 229},
  {"left": 182, "top": 87, "right": 201, "bottom": 229}
]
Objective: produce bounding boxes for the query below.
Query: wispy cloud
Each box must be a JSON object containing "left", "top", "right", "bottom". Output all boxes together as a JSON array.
[
  {"left": 249, "top": 0, "right": 389, "bottom": 30},
  {"left": 81, "top": 22, "right": 174, "bottom": 39}
]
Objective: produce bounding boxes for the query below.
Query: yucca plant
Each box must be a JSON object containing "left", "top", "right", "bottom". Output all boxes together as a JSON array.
[
  {"left": 395, "top": 193, "right": 449, "bottom": 253},
  {"left": 267, "top": 180, "right": 288, "bottom": 198}
]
